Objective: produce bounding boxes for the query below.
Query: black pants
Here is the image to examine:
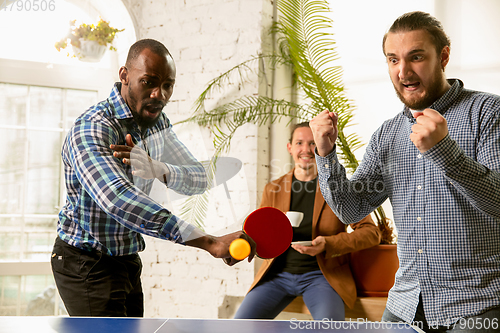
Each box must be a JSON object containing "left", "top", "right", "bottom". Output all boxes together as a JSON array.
[
  {"left": 51, "top": 237, "right": 144, "bottom": 317},
  {"left": 382, "top": 294, "right": 500, "bottom": 332}
]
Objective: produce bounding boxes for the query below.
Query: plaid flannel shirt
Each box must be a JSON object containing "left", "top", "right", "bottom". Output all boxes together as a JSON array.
[
  {"left": 57, "top": 83, "right": 206, "bottom": 256},
  {"left": 316, "top": 79, "right": 500, "bottom": 326}
]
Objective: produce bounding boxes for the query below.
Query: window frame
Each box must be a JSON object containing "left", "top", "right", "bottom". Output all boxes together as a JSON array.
[{"left": 0, "top": 58, "right": 116, "bottom": 286}]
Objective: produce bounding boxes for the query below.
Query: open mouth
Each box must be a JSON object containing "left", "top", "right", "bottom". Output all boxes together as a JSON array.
[
  {"left": 143, "top": 104, "right": 163, "bottom": 118},
  {"left": 402, "top": 82, "right": 420, "bottom": 90}
]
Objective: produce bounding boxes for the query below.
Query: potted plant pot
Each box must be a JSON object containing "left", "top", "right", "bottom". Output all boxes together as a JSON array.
[{"left": 350, "top": 244, "right": 398, "bottom": 297}]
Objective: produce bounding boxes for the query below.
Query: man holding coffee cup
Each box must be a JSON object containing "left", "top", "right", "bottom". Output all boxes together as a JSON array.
[{"left": 234, "top": 122, "right": 381, "bottom": 320}]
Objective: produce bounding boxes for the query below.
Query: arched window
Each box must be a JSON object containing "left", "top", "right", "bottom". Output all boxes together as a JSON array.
[{"left": 0, "top": 0, "right": 135, "bottom": 316}]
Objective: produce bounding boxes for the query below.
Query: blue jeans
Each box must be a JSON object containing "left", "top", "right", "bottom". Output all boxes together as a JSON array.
[
  {"left": 234, "top": 270, "right": 344, "bottom": 320},
  {"left": 382, "top": 294, "right": 500, "bottom": 333}
]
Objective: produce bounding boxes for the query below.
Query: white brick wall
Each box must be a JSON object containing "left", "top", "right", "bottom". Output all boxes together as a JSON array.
[{"left": 121, "top": 0, "right": 274, "bottom": 319}]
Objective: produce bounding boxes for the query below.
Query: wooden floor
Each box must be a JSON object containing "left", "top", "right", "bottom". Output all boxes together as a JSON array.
[
  {"left": 282, "top": 296, "right": 387, "bottom": 321},
  {"left": 345, "top": 297, "right": 386, "bottom": 321}
]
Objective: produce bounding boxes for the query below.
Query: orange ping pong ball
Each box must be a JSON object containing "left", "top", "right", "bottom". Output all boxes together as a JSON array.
[{"left": 229, "top": 238, "right": 251, "bottom": 260}]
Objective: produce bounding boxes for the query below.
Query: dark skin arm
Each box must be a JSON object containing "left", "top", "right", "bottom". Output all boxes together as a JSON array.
[
  {"left": 111, "top": 134, "right": 168, "bottom": 181},
  {"left": 111, "top": 135, "right": 256, "bottom": 266},
  {"left": 186, "top": 231, "right": 256, "bottom": 266}
]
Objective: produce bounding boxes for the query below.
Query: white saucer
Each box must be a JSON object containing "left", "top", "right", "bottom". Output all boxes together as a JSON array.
[{"left": 291, "top": 241, "right": 313, "bottom": 246}]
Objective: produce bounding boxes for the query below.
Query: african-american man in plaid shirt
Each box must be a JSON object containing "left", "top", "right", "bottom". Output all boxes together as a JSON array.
[{"left": 51, "top": 39, "right": 255, "bottom": 317}]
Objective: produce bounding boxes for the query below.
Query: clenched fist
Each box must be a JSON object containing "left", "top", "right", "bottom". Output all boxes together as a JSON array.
[
  {"left": 410, "top": 109, "right": 448, "bottom": 153},
  {"left": 310, "top": 110, "right": 338, "bottom": 157}
]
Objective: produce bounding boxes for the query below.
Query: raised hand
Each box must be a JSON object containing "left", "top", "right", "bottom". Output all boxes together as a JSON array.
[
  {"left": 410, "top": 108, "right": 448, "bottom": 153},
  {"left": 310, "top": 110, "right": 338, "bottom": 157}
]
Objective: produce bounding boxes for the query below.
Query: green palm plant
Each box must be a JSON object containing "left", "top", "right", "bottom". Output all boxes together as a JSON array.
[{"left": 178, "top": 0, "right": 395, "bottom": 244}]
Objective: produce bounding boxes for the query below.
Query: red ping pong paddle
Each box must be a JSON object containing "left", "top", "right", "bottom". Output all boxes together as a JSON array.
[{"left": 230, "top": 206, "right": 293, "bottom": 260}]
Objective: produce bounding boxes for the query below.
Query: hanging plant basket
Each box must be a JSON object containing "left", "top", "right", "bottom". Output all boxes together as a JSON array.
[
  {"left": 55, "top": 18, "right": 124, "bottom": 62},
  {"left": 72, "top": 39, "right": 107, "bottom": 62}
]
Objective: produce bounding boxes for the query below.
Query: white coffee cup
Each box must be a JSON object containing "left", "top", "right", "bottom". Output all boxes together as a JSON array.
[{"left": 286, "top": 211, "right": 304, "bottom": 227}]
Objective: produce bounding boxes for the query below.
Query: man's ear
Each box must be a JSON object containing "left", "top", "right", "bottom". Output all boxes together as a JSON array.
[
  {"left": 119, "top": 66, "right": 129, "bottom": 85},
  {"left": 287, "top": 142, "right": 292, "bottom": 154},
  {"left": 440, "top": 46, "right": 450, "bottom": 71}
]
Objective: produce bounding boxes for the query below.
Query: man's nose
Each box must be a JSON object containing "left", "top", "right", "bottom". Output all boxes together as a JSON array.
[
  {"left": 398, "top": 60, "right": 412, "bottom": 80},
  {"left": 150, "top": 87, "right": 166, "bottom": 101}
]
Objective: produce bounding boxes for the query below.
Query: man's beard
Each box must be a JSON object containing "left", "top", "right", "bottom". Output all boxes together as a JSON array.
[
  {"left": 394, "top": 66, "right": 445, "bottom": 110},
  {"left": 296, "top": 157, "right": 317, "bottom": 172},
  {"left": 128, "top": 85, "right": 164, "bottom": 129}
]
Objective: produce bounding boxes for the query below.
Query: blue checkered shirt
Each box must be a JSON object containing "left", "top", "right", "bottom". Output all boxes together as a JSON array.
[
  {"left": 316, "top": 79, "right": 500, "bottom": 326},
  {"left": 58, "top": 83, "right": 206, "bottom": 256}
]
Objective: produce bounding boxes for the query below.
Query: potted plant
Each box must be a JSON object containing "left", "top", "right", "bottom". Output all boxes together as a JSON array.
[
  {"left": 179, "top": 0, "right": 399, "bottom": 297},
  {"left": 180, "top": 0, "right": 394, "bottom": 239},
  {"left": 55, "top": 18, "right": 124, "bottom": 62}
]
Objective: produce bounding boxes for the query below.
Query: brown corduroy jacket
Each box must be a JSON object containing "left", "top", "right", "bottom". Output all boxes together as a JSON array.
[{"left": 248, "top": 170, "right": 381, "bottom": 309}]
